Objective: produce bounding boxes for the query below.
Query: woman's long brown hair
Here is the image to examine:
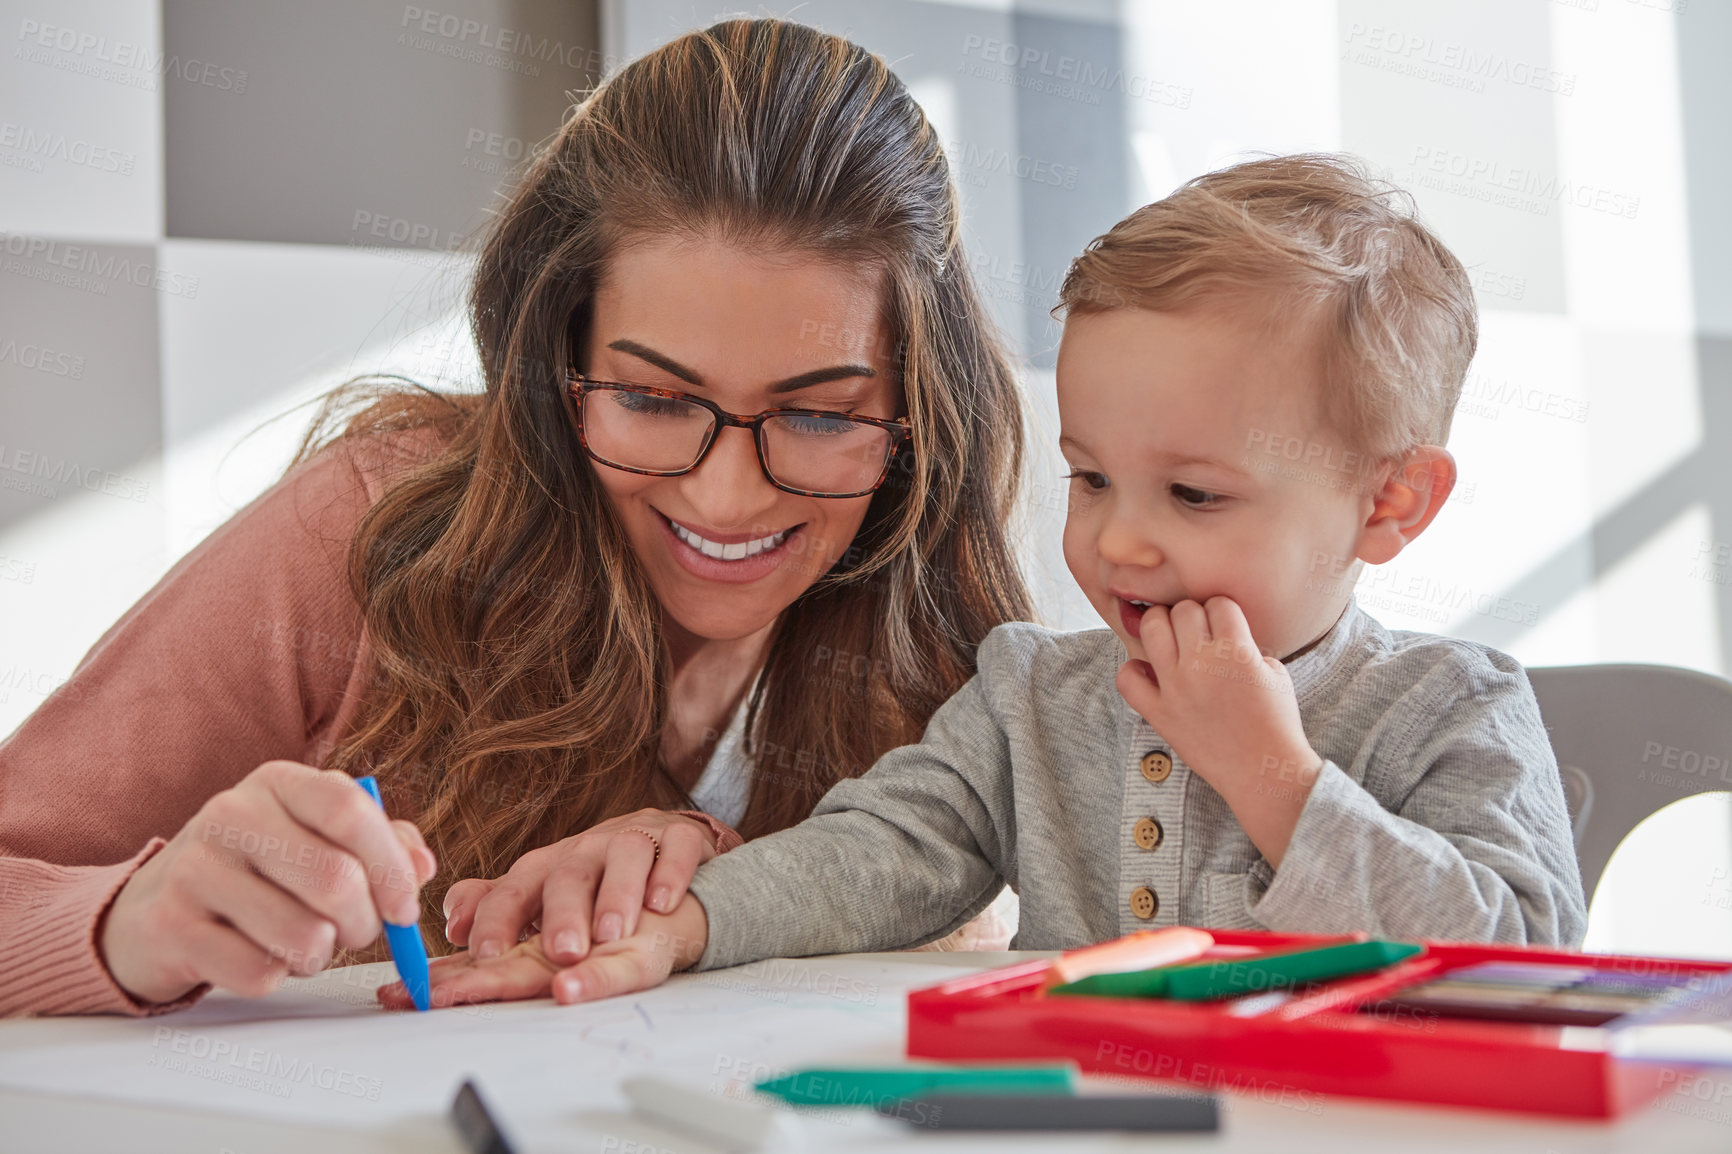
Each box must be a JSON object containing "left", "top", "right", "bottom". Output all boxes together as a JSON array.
[{"left": 286, "top": 18, "right": 1033, "bottom": 938}]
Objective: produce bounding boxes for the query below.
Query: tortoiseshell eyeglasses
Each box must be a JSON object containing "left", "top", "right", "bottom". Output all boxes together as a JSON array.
[{"left": 565, "top": 374, "right": 912, "bottom": 499}]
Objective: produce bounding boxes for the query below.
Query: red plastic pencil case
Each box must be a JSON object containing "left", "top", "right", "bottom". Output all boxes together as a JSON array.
[{"left": 905, "top": 927, "right": 1732, "bottom": 1119}]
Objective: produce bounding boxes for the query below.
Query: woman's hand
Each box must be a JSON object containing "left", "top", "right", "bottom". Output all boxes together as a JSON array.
[
  {"left": 100, "top": 761, "right": 437, "bottom": 1004},
  {"left": 441, "top": 808, "right": 721, "bottom": 968},
  {"left": 378, "top": 893, "right": 709, "bottom": 1009}
]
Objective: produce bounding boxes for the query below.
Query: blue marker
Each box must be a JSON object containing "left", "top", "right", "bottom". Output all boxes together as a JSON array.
[{"left": 356, "top": 775, "right": 431, "bottom": 1011}]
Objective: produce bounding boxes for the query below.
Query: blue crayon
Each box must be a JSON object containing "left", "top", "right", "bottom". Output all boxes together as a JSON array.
[{"left": 356, "top": 775, "right": 431, "bottom": 1012}]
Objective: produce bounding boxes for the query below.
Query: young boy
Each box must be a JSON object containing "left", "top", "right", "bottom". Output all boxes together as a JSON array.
[{"left": 391, "top": 154, "right": 1587, "bottom": 1007}]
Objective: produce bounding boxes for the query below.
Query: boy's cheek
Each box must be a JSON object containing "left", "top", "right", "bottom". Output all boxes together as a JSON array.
[
  {"left": 1069, "top": 568, "right": 1129, "bottom": 646},
  {"left": 1059, "top": 522, "right": 1097, "bottom": 603}
]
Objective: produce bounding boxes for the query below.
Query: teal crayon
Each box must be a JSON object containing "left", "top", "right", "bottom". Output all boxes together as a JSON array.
[
  {"left": 356, "top": 775, "right": 432, "bottom": 1012},
  {"left": 754, "top": 1064, "right": 1076, "bottom": 1108},
  {"left": 1050, "top": 939, "right": 1423, "bottom": 1001}
]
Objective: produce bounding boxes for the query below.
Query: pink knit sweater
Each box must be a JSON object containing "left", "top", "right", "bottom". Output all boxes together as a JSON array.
[{"left": 0, "top": 432, "right": 741, "bottom": 1017}]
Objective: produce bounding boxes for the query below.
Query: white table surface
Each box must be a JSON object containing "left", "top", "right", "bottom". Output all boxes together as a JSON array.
[{"left": 1, "top": 951, "right": 1729, "bottom": 1153}]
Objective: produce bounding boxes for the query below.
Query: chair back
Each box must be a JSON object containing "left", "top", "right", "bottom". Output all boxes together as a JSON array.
[{"left": 1527, "top": 663, "right": 1732, "bottom": 907}]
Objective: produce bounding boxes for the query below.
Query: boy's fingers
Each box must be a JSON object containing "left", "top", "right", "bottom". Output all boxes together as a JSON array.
[
  {"left": 378, "top": 949, "right": 481, "bottom": 1008},
  {"left": 427, "top": 954, "right": 556, "bottom": 1006},
  {"left": 379, "top": 949, "right": 471, "bottom": 1005},
  {"left": 592, "top": 834, "right": 657, "bottom": 943},
  {"left": 1115, "top": 659, "right": 1162, "bottom": 722},
  {"left": 551, "top": 945, "right": 672, "bottom": 1005},
  {"left": 1202, "top": 595, "right": 1257, "bottom": 659},
  {"left": 1137, "top": 603, "right": 1180, "bottom": 672},
  {"left": 384, "top": 946, "right": 559, "bottom": 1008},
  {"left": 643, "top": 823, "right": 709, "bottom": 915},
  {"left": 376, "top": 979, "right": 414, "bottom": 1009},
  {"left": 1168, "top": 598, "right": 1211, "bottom": 653}
]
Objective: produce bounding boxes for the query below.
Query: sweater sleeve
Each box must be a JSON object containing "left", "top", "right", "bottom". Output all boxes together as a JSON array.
[
  {"left": 686, "top": 629, "right": 1026, "bottom": 971},
  {"left": 1246, "top": 653, "right": 1589, "bottom": 947},
  {"left": 0, "top": 434, "right": 420, "bottom": 1016},
  {"left": 668, "top": 811, "right": 745, "bottom": 854}
]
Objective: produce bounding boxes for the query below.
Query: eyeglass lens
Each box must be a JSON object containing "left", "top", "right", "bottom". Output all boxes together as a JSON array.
[{"left": 581, "top": 387, "right": 893, "bottom": 495}]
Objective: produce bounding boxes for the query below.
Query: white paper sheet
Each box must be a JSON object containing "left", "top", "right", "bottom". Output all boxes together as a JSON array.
[{"left": 0, "top": 955, "right": 993, "bottom": 1153}]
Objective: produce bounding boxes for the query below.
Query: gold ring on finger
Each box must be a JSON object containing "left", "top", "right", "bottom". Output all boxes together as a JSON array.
[{"left": 619, "top": 826, "right": 662, "bottom": 861}]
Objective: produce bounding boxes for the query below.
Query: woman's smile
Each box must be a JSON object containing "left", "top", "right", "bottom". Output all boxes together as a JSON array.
[{"left": 657, "top": 509, "right": 807, "bottom": 585}]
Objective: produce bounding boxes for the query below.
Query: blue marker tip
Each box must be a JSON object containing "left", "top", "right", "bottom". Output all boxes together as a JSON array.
[{"left": 356, "top": 775, "right": 432, "bottom": 1011}]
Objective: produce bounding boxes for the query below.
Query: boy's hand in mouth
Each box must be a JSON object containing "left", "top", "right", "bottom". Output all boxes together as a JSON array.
[{"left": 1114, "top": 594, "right": 1323, "bottom": 869}]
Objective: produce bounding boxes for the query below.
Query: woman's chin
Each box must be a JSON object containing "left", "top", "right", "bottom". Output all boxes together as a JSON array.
[{"left": 660, "top": 600, "right": 785, "bottom": 646}]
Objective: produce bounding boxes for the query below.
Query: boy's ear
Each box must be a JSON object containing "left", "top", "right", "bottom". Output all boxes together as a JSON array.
[{"left": 1356, "top": 445, "right": 1456, "bottom": 566}]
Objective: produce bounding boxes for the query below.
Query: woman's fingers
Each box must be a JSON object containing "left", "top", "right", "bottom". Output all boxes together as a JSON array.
[
  {"left": 590, "top": 831, "right": 659, "bottom": 943},
  {"left": 254, "top": 763, "right": 424, "bottom": 929},
  {"left": 197, "top": 782, "right": 382, "bottom": 949},
  {"left": 391, "top": 819, "right": 437, "bottom": 883},
  {"left": 178, "top": 918, "right": 294, "bottom": 1000},
  {"left": 441, "top": 878, "right": 496, "bottom": 946},
  {"left": 199, "top": 863, "right": 338, "bottom": 976},
  {"left": 434, "top": 810, "right": 723, "bottom": 974},
  {"left": 538, "top": 860, "right": 602, "bottom": 965},
  {"left": 100, "top": 761, "right": 440, "bottom": 1005},
  {"left": 642, "top": 820, "right": 711, "bottom": 916},
  {"left": 466, "top": 857, "right": 555, "bottom": 960}
]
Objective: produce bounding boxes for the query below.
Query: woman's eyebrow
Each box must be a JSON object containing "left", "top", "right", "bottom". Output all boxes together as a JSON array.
[
  {"left": 767, "top": 364, "right": 876, "bottom": 394},
  {"left": 606, "top": 338, "right": 875, "bottom": 394},
  {"left": 607, "top": 339, "right": 702, "bottom": 386}
]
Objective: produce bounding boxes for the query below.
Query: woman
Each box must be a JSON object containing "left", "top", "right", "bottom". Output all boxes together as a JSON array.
[{"left": 0, "top": 18, "right": 1031, "bottom": 1015}]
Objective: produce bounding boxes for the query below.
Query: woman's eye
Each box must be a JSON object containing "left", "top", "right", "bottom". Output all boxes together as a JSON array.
[
  {"left": 1063, "top": 469, "right": 1108, "bottom": 491},
  {"left": 1172, "top": 483, "right": 1221, "bottom": 508},
  {"left": 778, "top": 413, "right": 858, "bottom": 437},
  {"left": 615, "top": 391, "right": 693, "bottom": 418}
]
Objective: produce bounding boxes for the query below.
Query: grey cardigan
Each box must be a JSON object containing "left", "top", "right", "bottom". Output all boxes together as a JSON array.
[{"left": 687, "top": 597, "right": 1588, "bottom": 970}]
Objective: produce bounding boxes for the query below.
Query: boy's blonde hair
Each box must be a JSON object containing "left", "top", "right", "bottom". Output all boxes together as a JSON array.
[{"left": 1058, "top": 153, "right": 1476, "bottom": 466}]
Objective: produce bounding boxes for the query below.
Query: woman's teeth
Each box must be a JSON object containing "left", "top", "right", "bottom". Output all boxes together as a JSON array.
[
  {"left": 1128, "top": 599, "right": 1152, "bottom": 608},
  {"left": 671, "top": 520, "right": 793, "bottom": 561}
]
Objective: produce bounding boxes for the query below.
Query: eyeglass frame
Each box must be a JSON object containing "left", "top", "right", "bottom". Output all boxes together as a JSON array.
[{"left": 563, "top": 372, "right": 914, "bottom": 499}]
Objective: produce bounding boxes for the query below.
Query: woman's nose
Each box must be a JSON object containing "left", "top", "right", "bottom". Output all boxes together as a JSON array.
[{"left": 679, "top": 425, "right": 781, "bottom": 528}]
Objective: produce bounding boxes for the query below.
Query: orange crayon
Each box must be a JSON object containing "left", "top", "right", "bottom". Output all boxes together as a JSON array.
[{"left": 1043, "top": 926, "right": 1215, "bottom": 989}]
